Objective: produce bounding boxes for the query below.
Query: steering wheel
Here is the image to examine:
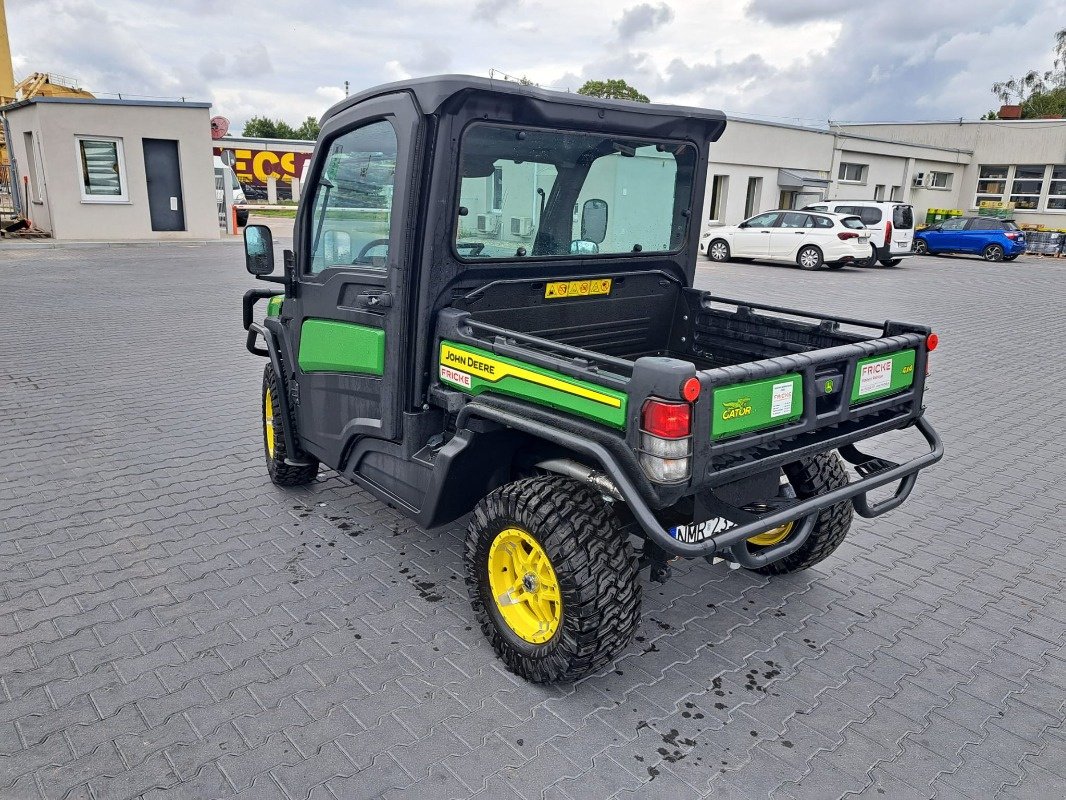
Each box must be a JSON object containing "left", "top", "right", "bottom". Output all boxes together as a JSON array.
[
  {"left": 354, "top": 238, "right": 390, "bottom": 261},
  {"left": 456, "top": 242, "right": 486, "bottom": 257}
]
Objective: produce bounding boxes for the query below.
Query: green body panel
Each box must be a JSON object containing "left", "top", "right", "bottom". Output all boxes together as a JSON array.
[
  {"left": 298, "top": 319, "right": 385, "bottom": 375},
  {"left": 438, "top": 341, "right": 627, "bottom": 428},
  {"left": 266, "top": 295, "right": 284, "bottom": 317},
  {"left": 712, "top": 373, "right": 803, "bottom": 439},
  {"left": 850, "top": 349, "right": 916, "bottom": 403}
]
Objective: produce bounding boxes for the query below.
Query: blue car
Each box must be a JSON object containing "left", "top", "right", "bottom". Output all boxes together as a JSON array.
[{"left": 913, "top": 216, "right": 1026, "bottom": 262}]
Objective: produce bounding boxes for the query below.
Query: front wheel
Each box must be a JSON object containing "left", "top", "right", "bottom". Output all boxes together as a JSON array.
[
  {"left": 465, "top": 476, "right": 641, "bottom": 683},
  {"left": 913, "top": 239, "right": 930, "bottom": 255},
  {"left": 262, "top": 364, "right": 319, "bottom": 486},
  {"left": 983, "top": 244, "right": 1005, "bottom": 262},
  {"left": 797, "top": 245, "right": 824, "bottom": 270},
  {"left": 707, "top": 239, "right": 731, "bottom": 262},
  {"left": 748, "top": 452, "right": 853, "bottom": 575}
]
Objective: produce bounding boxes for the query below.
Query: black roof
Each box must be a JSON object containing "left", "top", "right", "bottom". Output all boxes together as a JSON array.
[{"left": 321, "top": 74, "right": 726, "bottom": 135}]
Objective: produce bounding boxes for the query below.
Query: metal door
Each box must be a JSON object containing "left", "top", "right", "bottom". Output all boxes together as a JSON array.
[{"left": 142, "top": 139, "right": 185, "bottom": 231}]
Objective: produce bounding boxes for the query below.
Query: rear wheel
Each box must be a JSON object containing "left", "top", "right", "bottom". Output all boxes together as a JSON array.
[
  {"left": 262, "top": 364, "right": 319, "bottom": 486},
  {"left": 913, "top": 239, "right": 929, "bottom": 255},
  {"left": 879, "top": 258, "right": 903, "bottom": 266},
  {"left": 465, "top": 476, "right": 641, "bottom": 683},
  {"left": 748, "top": 452, "right": 853, "bottom": 575},
  {"left": 707, "top": 239, "right": 730, "bottom": 262},
  {"left": 826, "top": 261, "right": 846, "bottom": 270},
  {"left": 983, "top": 243, "right": 1005, "bottom": 262},
  {"left": 797, "top": 245, "right": 823, "bottom": 270},
  {"left": 855, "top": 244, "right": 878, "bottom": 267}
]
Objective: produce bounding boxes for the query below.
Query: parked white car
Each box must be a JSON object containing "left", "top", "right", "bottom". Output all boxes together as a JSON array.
[
  {"left": 214, "top": 156, "right": 248, "bottom": 226},
  {"left": 700, "top": 210, "right": 871, "bottom": 270},
  {"left": 802, "top": 201, "right": 914, "bottom": 266}
]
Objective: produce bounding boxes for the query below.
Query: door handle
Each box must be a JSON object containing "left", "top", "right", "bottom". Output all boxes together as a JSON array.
[
  {"left": 794, "top": 231, "right": 806, "bottom": 234},
  {"left": 356, "top": 292, "right": 392, "bottom": 309}
]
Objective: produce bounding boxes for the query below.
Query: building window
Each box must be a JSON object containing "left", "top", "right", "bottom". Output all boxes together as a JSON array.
[
  {"left": 1010, "top": 164, "right": 1045, "bottom": 210},
  {"left": 709, "top": 174, "right": 728, "bottom": 220},
  {"left": 76, "top": 136, "right": 128, "bottom": 202},
  {"left": 837, "top": 162, "right": 867, "bottom": 183},
  {"left": 1047, "top": 165, "right": 1066, "bottom": 211},
  {"left": 928, "top": 171, "right": 952, "bottom": 190},
  {"left": 974, "top": 164, "right": 1007, "bottom": 206},
  {"left": 889, "top": 185, "right": 901, "bottom": 201},
  {"left": 873, "top": 184, "right": 885, "bottom": 201},
  {"left": 744, "top": 176, "right": 762, "bottom": 218},
  {"left": 490, "top": 166, "right": 503, "bottom": 213}
]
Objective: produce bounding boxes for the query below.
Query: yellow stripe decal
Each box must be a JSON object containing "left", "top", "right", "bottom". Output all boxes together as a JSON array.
[{"left": 439, "top": 343, "right": 622, "bottom": 408}]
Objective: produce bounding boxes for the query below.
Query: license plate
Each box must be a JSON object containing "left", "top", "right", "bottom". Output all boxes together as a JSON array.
[{"left": 669, "top": 517, "right": 735, "bottom": 544}]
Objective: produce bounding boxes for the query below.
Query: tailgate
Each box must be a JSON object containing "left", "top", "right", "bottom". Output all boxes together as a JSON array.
[{"left": 688, "top": 297, "right": 933, "bottom": 487}]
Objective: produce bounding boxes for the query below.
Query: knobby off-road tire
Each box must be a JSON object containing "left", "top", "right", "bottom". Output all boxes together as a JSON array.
[
  {"left": 465, "top": 476, "right": 641, "bottom": 683},
  {"left": 262, "top": 363, "right": 319, "bottom": 487},
  {"left": 751, "top": 451, "right": 853, "bottom": 576}
]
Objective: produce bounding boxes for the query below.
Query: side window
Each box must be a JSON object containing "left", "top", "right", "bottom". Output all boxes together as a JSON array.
[
  {"left": 939, "top": 218, "right": 967, "bottom": 231},
  {"left": 746, "top": 212, "right": 780, "bottom": 227},
  {"left": 779, "top": 212, "right": 810, "bottom": 228},
  {"left": 858, "top": 207, "right": 883, "bottom": 225},
  {"left": 812, "top": 215, "right": 834, "bottom": 228},
  {"left": 307, "top": 120, "right": 397, "bottom": 274}
]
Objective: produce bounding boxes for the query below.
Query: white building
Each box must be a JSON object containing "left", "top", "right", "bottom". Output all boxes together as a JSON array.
[
  {"left": 705, "top": 117, "right": 1066, "bottom": 229},
  {"left": 3, "top": 96, "right": 219, "bottom": 240}
]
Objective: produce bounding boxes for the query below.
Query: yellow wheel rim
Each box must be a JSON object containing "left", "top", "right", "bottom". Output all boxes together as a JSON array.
[
  {"left": 487, "top": 527, "right": 562, "bottom": 644},
  {"left": 264, "top": 387, "right": 276, "bottom": 459},
  {"left": 748, "top": 521, "right": 794, "bottom": 547}
]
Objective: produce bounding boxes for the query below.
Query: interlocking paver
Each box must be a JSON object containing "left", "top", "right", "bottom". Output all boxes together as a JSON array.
[{"left": 1, "top": 243, "right": 1064, "bottom": 799}]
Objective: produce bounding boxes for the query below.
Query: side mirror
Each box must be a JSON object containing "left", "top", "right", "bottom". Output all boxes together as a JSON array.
[
  {"left": 244, "top": 224, "right": 275, "bottom": 275},
  {"left": 570, "top": 239, "right": 599, "bottom": 255},
  {"left": 580, "top": 198, "right": 608, "bottom": 244}
]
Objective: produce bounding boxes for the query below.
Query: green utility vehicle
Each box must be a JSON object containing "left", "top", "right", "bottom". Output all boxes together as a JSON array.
[{"left": 241, "top": 76, "right": 943, "bottom": 682}]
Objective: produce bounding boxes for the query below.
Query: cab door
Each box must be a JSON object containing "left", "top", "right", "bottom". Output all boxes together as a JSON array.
[{"left": 287, "top": 94, "right": 421, "bottom": 468}]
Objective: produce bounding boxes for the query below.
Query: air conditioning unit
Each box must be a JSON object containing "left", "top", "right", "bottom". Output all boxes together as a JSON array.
[
  {"left": 912, "top": 172, "right": 926, "bottom": 187},
  {"left": 510, "top": 216, "right": 534, "bottom": 237},
  {"left": 476, "top": 213, "right": 500, "bottom": 233}
]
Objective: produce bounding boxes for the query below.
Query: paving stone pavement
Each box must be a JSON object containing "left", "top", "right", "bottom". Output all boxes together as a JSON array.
[{"left": 1, "top": 242, "right": 1063, "bottom": 800}]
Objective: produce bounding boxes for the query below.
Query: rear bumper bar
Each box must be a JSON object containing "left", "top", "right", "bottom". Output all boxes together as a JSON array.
[{"left": 460, "top": 400, "right": 942, "bottom": 560}]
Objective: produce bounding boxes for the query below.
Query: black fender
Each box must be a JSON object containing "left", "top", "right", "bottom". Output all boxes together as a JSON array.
[{"left": 246, "top": 320, "right": 314, "bottom": 467}]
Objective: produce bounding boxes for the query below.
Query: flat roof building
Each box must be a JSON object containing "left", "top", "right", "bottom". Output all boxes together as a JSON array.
[{"left": 3, "top": 96, "right": 219, "bottom": 240}]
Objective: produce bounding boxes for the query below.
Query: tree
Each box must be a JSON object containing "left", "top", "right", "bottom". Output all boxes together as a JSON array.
[
  {"left": 293, "top": 116, "right": 321, "bottom": 140},
  {"left": 989, "top": 28, "right": 1066, "bottom": 118},
  {"left": 241, "top": 116, "right": 298, "bottom": 139},
  {"left": 577, "top": 78, "right": 649, "bottom": 103}
]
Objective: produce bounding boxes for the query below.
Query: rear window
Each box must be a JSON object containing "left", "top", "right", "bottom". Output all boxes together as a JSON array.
[
  {"left": 893, "top": 205, "right": 914, "bottom": 229},
  {"left": 840, "top": 216, "right": 865, "bottom": 229},
  {"left": 1003, "top": 221, "right": 1019, "bottom": 231}
]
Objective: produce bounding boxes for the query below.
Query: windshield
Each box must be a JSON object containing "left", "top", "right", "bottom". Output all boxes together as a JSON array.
[{"left": 455, "top": 123, "right": 697, "bottom": 260}]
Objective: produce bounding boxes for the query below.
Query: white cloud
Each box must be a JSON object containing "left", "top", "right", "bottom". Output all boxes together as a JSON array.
[{"left": 5, "top": 0, "right": 1063, "bottom": 131}]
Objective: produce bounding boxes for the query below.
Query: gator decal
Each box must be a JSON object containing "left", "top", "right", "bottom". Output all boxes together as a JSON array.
[
  {"left": 438, "top": 341, "right": 626, "bottom": 428},
  {"left": 544, "top": 278, "right": 612, "bottom": 299},
  {"left": 298, "top": 319, "right": 385, "bottom": 375},
  {"left": 266, "top": 295, "right": 284, "bottom": 317},
  {"left": 712, "top": 373, "right": 803, "bottom": 439},
  {"left": 850, "top": 349, "right": 916, "bottom": 403}
]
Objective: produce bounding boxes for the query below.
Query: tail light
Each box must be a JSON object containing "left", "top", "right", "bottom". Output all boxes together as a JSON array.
[
  {"left": 640, "top": 399, "right": 691, "bottom": 483},
  {"left": 884, "top": 220, "right": 893, "bottom": 247},
  {"left": 1005, "top": 231, "right": 1021, "bottom": 240},
  {"left": 838, "top": 231, "right": 860, "bottom": 240}
]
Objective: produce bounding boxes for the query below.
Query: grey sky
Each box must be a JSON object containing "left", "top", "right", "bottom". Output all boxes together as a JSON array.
[{"left": 7, "top": 0, "right": 1062, "bottom": 131}]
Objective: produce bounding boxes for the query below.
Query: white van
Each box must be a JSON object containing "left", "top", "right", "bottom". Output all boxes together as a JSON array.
[
  {"left": 213, "top": 156, "right": 248, "bottom": 226},
  {"left": 802, "top": 201, "right": 914, "bottom": 266}
]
